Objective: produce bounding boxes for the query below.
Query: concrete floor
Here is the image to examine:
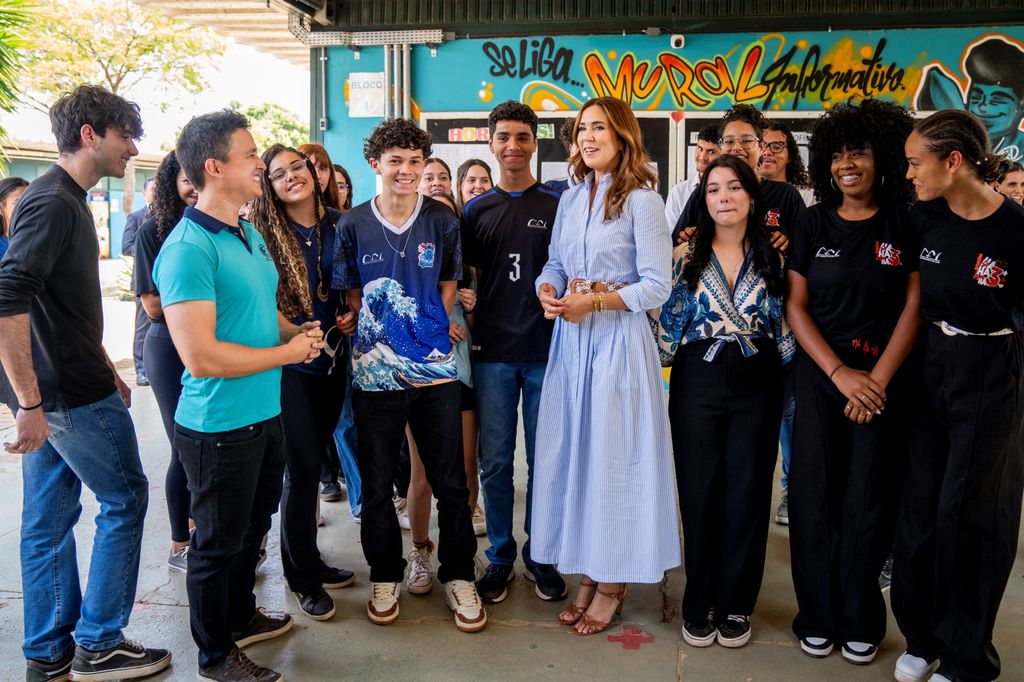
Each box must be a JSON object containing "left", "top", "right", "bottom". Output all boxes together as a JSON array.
[{"left": 0, "top": 261, "right": 1021, "bottom": 681}]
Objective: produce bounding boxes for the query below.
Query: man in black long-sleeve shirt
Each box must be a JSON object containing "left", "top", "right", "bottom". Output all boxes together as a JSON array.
[
  {"left": 122, "top": 176, "right": 155, "bottom": 385},
  {"left": 0, "top": 85, "right": 171, "bottom": 682}
]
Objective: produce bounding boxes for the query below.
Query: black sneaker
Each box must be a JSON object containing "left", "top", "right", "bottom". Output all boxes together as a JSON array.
[
  {"left": 198, "top": 648, "right": 281, "bottom": 682},
  {"left": 682, "top": 619, "right": 717, "bottom": 647},
  {"left": 879, "top": 553, "right": 894, "bottom": 592},
  {"left": 319, "top": 480, "right": 344, "bottom": 502},
  {"left": 475, "top": 563, "right": 515, "bottom": 604},
  {"left": 321, "top": 565, "right": 356, "bottom": 589},
  {"left": 25, "top": 649, "right": 73, "bottom": 682},
  {"left": 294, "top": 587, "right": 336, "bottom": 621},
  {"left": 800, "top": 636, "right": 835, "bottom": 657},
  {"left": 842, "top": 641, "right": 879, "bottom": 665},
  {"left": 68, "top": 640, "right": 170, "bottom": 680},
  {"left": 524, "top": 563, "right": 567, "bottom": 601},
  {"left": 232, "top": 609, "right": 293, "bottom": 649},
  {"left": 716, "top": 615, "right": 752, "bottom": 648}
]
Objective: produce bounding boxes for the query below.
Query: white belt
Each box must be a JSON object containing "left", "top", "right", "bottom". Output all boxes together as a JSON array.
[{"left": 934, "top": 321, "right": 1013, "bottom": 337}]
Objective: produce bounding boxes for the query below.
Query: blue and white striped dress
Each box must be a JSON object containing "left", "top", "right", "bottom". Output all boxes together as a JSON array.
[{"left": 531, "top": 173, "right": 682, "bottom": 583}]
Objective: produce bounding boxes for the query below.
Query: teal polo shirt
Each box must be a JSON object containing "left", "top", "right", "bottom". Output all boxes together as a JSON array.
[{"left": 153, "top": 206, "right": 281, "bottom": 433}]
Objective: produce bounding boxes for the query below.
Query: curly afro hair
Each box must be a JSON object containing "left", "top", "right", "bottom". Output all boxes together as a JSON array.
[
  {"left": 722, "top": 103, "right": 767, "bottom": 138},
  {"left": 808, "top": 99, "right": 915, "bottom": 208},
  {"left": 487, "top": 99, "right": 538, "bottom": 137},
  {"left": 363, "top": 118, "right": 432, "bottom": 161}
]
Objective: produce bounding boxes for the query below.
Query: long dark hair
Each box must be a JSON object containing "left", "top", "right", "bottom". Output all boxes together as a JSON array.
[
  {"left": 151, "top": 151, "right": 190, "bottom": 243},
  {"left": 0, "top": 176, "right": 29, "bottom": 238},
  {"left": 251, "top": 144, "right": 329, "bottom": 319},
  {"left": 333, "top": 163, "right": 353, "bottom": 211},
  {"left": 455, "top": 158, "right": 493, "bottom": 214},
  {"left": 763, "top": 121, "right": 810, "bottom": 188},
  {"left": 683, "top": 155, "right": 784, "bottom": 297}
]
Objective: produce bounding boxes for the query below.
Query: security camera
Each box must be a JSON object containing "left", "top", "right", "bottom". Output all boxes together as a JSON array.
[{"left": 670, "top": 34, "right": 685, "bottom": 49}]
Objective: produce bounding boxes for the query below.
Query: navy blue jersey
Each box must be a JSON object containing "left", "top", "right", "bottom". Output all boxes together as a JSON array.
[
  {"left": 461, "top": 183, "right": 561, "bottom": 362},
  {"left": 288, "top": 206, "right": 344, "bottom": 374},
  {"left": 911, "top": 196, "right": 1024, "bottom": 333},
  {"left": 788, "top": 204, "right": 916, "bottom": 353},
  {"left": 333, "top": 195, "right": 462, "bottom": 390}
]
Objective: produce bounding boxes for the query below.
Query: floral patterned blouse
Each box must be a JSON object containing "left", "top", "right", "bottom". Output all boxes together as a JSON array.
[{"left": 651, "top": 243, "right": 795, "bottom": 366}]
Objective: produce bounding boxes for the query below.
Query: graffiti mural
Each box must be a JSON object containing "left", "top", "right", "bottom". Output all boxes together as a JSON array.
[{"left": 914, "top": 35, "right": 1024, "bottom": 160}]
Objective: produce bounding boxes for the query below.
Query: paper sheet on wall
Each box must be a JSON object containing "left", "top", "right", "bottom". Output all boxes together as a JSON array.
[{"left": 431, "top": 143, "right": 536, "bottom": 188}]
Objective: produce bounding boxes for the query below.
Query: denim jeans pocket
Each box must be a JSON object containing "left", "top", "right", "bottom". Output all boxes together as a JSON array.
[
  {"left": 44, "top": 403, "right": 73, "bottom": 440},
  {"left": 215, "top": 421, "right": 265, "bottom": 448}
]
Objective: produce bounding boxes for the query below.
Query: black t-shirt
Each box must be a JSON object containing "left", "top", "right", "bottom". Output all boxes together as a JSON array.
[
  {"left": 673, "top": 178, "right": 804, "bottom": 243},
  {"left": 788, "top": 204, "right": 916, "bottom": 353},
  {"left": 0, "top": 165, "right": 114, "bottom": 410},
  {"left": 912, "top": 196, "right": 1024, "bottom": 332},
  {"left": 461, "top": 183, "right": 560, "bottom": 362},
  {"left": 288, "top": 207, "right": 344, "bottom": 375},
  {"left": 132, "top": 216, "right": 162, "bottom": 317}
]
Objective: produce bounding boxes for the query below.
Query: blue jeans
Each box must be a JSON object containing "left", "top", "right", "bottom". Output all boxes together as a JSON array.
[
  {"left": 473, "top": 361, "right": 545, "bottom": 569},
  {"left": 20, "top": 392, "right": 148, "bottom": 661},
  {"left": 333, "top": 354, "right": 361, "bottom": 518},
  {"left": 780, "top": 363, "right": 795, "bottom": 490}
]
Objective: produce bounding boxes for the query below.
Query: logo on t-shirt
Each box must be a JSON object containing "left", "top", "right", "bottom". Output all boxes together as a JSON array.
[
  {"left": 815, "top": 247, "right": 841, "bottom": 258},
  {"left": 257, "top": 243, "right": 272, "bottom": 260},
  {"left": 973, "top": 253, "right": 1008, "bottom": 288},
  {"left": 920, "top": 248, "right": 942, "bottom": 264},
  {"left": 417, "top": 242, "right": 435, "bottom": 269},
  {"left": 527, "top": 218, "right": 548, "bottom": 230},
  {"left": 874, "top": 241, "right": 902, "bottom": 266},
  {"left": 765, "top": 209, "right": 781, "bottom": 228}
]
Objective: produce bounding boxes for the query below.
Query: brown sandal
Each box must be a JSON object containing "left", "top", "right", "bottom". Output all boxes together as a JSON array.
[
  {"left": 559, "top": 577, "right": 598, "bottom": 625},
  {"left": 574, "top": 585, "right": 628, "bottom": 636}
]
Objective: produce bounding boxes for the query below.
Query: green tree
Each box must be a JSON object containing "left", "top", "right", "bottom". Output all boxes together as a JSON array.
[
  {"left": 16, "top": 0, "right": 224, "bottom": 208},
  {"left": 0, "top": 0, "right": 31, "bottom": 170},
  {"left": 232, "top": 100, "right": 310, "bottom": 151}
]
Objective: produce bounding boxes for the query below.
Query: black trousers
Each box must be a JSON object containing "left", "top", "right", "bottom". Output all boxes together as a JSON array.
[
  {"left": 280, "top": 368, "right": 346, "bottom": 592},
  {"left": 132, "top": 298, "right": 151, "bottom": 376},
  {"left": 143, "top": 323, "right": 190, "bottom": 542},
  {"left": 892, "top": 327, "right": 1024, "bottom": 682},
  {"left": 789, "top": 348, "right": 907, "bottom": 646},
  {"left": 669, "top": 338, "right": 783, "bottom": 624},
  {"left": 175, "top": 417, "right": 285, "bottom": 669},
  {"left": 352, "top": 381, "right": 475, "bottom": 583}
]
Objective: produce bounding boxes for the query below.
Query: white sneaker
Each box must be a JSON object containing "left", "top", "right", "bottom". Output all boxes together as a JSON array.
[
  {"left": 406, "top": 543, "right": 434, "bottom": 595},
  {"left": 472, "top": 505, "right": 486, "bottom": 536},
  {"left": 443, "top": 579, "right": 487, "bottom": 632},
  {"left": 367, "top": 581, "right": 400, "bottom": 625},
  {"left": 930, "top": 675, "right": 953, "bottom": 682},
  {"left": 394, "top": 496, "right": 411, "bottom": 530},
  {"left": 894, "top": 651, "right": 939, "bottom": 682},
  {"left": 841, "top": 641, "right": 878, "bottom": 664}
]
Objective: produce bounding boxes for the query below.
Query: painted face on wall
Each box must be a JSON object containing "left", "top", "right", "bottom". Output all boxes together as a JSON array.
[{"left": 968, "top": 82, "right": 1024, "bottom": 141}]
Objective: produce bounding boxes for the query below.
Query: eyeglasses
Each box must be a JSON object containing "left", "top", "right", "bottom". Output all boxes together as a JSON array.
[
  {"left": 763, "top": 141, "right": 787, "bottom": 154},
  {"left": 337, "top": 183, "right": 350, "bottom": 190},
  {"left": 719, "top": 136, "right": 761, "bottom": 150},
  {"left": 268, "top": 160, "right": 308, "bottom": 183}
]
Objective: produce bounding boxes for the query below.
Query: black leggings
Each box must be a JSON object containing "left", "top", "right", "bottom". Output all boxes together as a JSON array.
[
  {"left": 143, "top": 322, "right": 190, "bottom": 543},
  {"left": 280, "top": 367, "right": 346, "bottom": 593}
]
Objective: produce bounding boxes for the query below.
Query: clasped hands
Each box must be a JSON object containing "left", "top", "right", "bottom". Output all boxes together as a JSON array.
[
  {"left": 539, "top": 283, "right": 593, "bottom": 323},
  {"left": 831, "top": 365, "right": 887, "bottom": 424}
]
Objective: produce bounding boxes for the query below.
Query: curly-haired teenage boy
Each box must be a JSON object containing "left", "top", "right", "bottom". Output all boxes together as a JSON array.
[{"left": 333, "top": 117, "right": 486, "bottom": 632}]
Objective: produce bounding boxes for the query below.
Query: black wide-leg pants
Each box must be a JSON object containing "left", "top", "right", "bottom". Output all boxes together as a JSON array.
[
  {"left": 788, "top": 348, "right": 906, "bottom": 646},
  {"left": 669, "top": 338, "right": 783, "bottom": 625},
  {"left": 892, "top": 326, "right": 1024, "bottom": 682}
]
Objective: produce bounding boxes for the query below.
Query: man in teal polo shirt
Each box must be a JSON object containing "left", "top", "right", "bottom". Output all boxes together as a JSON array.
[{"left": 154, "top": 109, "right": 323, "bottom": 682}]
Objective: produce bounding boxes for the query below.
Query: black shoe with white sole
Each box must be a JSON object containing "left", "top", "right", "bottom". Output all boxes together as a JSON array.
[
  {"left": 475, "top": 563, "right": 514, "bottom": 604},
  {"left": 842, "top": 641, "right": 878, "bottom": 665},
  {"left": 682, "top": 619, "right": 717, "bottom": 647},
  {"left": 68, "top": 640, "right": 171, "bottom": 681},
  {"left": 25, "top": 648, "right": 73, "bottom": 682},
  {"left": 198, "top": 648, "right": 281, "bottom": 682},
  {"left": 321, "top": 565, "right": 356, "bottom": 589},
  {"left": 232, "top": 609, "right": 293, "bottom": 649},
  {"left": 716, "top": 615, "right": 751, "bottom": 648},
  {"left": 294, "top": 587, "right": 336, "bottom": 621},
  {"left": 800, "top": 636, "right": 835, "bottom": 657},
  {"left": 524, "top": 563, "right": 567, "bottom": 601}
]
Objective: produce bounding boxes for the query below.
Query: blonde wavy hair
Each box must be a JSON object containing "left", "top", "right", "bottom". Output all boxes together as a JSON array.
[
  {"left": 251, "top": 144, "right": 329, "bottom": 319},
  {"left": 569, "top": 97, "right": 657, "bottom": 221}
]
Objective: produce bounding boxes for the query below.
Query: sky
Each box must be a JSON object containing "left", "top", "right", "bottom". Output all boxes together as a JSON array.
[{"left": 1, "top": 40, "right": 311, "bottom": 154}]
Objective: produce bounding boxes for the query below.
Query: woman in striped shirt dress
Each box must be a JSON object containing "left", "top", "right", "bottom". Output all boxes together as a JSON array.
[
  {"left": 654, "top": 154, "right": 794, "bottom": 649},
  {"left": 533, "top": 96, "right": 681, "bottom": 636}
]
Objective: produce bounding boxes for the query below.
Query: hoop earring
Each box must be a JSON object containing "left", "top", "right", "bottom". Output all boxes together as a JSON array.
[
  {"left": 880, "top": 175, "right": 886, "bottom": 186},
  {"left": 830, "top": 178, "right": 838, "bottom": 191}
]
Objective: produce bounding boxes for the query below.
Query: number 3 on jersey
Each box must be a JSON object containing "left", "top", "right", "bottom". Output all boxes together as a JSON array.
[{"left": 508, "top": 253, "right": 521, "bottom": 282}]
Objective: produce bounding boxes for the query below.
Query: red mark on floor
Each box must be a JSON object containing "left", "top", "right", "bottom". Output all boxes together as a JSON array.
[{"left": 607, "top": 623, "right": 655, "bottom": 650}]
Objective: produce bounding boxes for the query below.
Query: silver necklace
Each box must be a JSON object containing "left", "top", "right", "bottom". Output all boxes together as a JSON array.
[
  {"left": 381, "top": 222, "right": 414, "bottom": 258},
  {"left": 294, "top": 223, "right": 315, "bottom": 247}
]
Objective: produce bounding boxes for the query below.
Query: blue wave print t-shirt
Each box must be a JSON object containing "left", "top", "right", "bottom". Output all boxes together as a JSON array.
[{"left": 333, "top": 194, "right": 462, "bottom": 391}]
